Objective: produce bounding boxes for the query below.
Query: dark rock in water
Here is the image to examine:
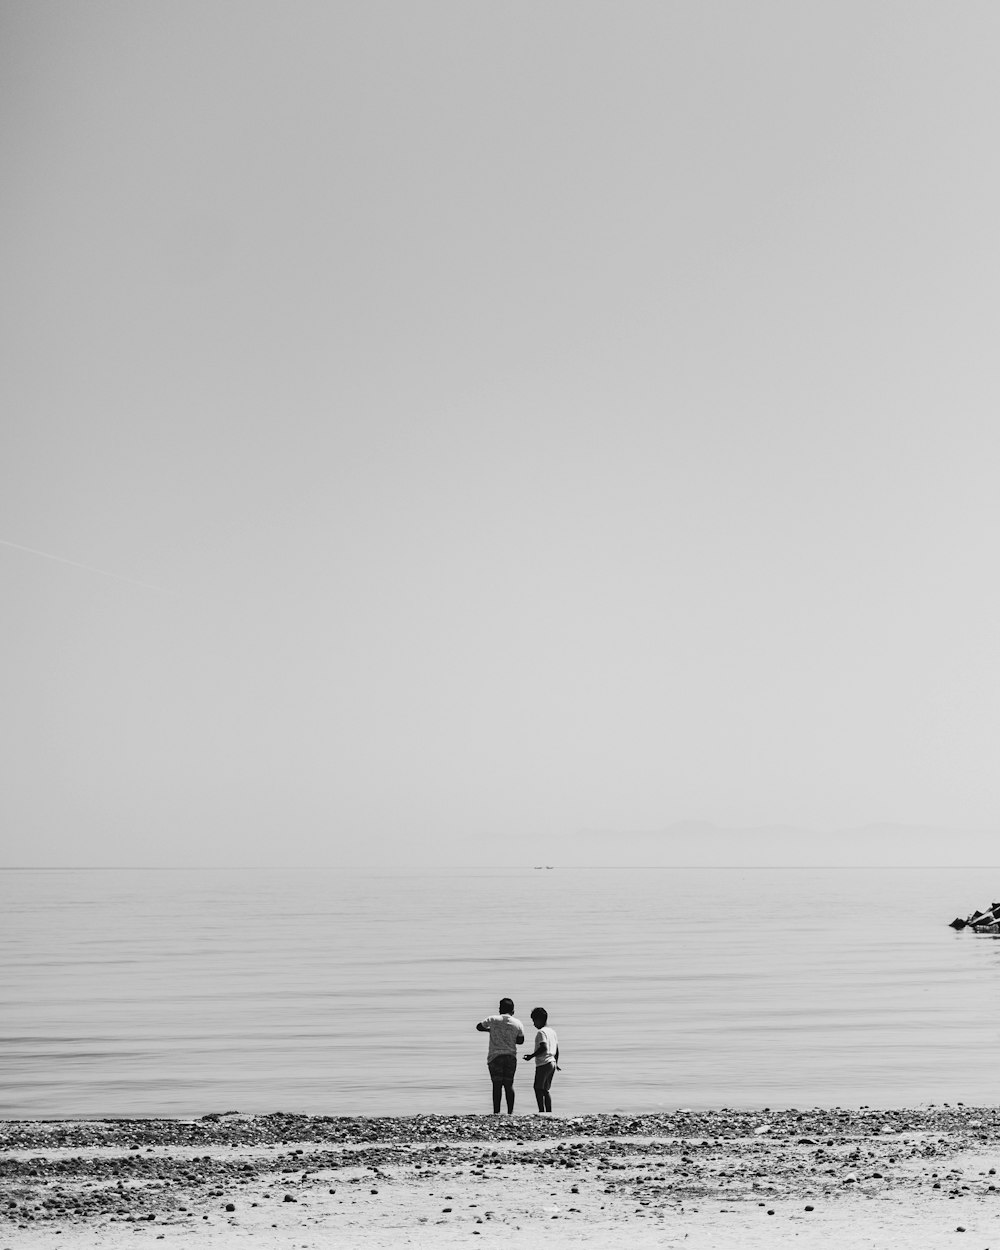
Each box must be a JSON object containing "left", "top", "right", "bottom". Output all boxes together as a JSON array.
[{"left": 949, "top": 918, "right": 967, "bottom": 929}]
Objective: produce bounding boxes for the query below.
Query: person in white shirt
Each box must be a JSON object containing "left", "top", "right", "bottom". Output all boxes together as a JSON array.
[
  {"left": 475, "top": 997, "right": 525, "bottom": 1114},
  {"left": 524, "top": 1006, "right": 559, "bottom": 1113}
]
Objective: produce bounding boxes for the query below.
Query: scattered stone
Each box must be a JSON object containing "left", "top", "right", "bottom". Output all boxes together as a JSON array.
[{"left": 4, "top": 1105, "right": 1000, "bottom": 1237}]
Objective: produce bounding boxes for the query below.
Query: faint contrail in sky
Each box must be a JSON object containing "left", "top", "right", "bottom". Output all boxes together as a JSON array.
[{"left": 0, "top": 538, "right": 166, "bottom": 592}]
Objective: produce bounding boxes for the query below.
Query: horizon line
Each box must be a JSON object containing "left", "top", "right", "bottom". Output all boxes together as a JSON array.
[{"left": 3, "top": 862, "right": 1000, "bottom": 871}]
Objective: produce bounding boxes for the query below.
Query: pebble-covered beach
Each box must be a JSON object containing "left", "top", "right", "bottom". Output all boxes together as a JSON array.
[{"left": 4, "top": 1106, "right": 1000, "bottom": 1247}]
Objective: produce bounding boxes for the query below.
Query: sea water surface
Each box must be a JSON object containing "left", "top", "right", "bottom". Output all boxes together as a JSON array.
[{"left": 2, "top": 865, "right": 999, "bottom": 1119}]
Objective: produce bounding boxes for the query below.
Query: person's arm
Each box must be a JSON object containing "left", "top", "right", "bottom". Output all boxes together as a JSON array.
[
  {"left": 523, "top": 1032, "right": 548, "bottom": 1061},
  {"left": 516, "top": 1031, "right": 524, "bottom": 1044},
  {"left": 476, "top": 1022, "right": 489, "bottom": 1032}
]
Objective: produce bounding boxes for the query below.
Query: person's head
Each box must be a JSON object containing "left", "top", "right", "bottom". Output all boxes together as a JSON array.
[
  {"left": 499, "top": 997, "right": 515, "bottom": 1015},
  {"left": 530, "top": 1007, "right": 548, "bottom": 1027}
]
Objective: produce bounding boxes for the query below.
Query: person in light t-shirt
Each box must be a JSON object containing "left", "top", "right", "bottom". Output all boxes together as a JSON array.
[
  {"left": 475, "top": 998, "right": 525, "bottom": 1114},
  {"left": 524, "top": 1006, "right": 560, "bottom": 1113}
]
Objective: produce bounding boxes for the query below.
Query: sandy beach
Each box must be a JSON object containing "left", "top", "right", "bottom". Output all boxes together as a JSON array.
[{"left": 4, "top": 1106, "right": 1000, "bottom": 1248}]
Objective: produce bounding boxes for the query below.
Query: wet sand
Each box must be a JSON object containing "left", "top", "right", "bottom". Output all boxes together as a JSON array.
[{"left": 4, "top": 1106, "right": 1000, "bottom": 1247}]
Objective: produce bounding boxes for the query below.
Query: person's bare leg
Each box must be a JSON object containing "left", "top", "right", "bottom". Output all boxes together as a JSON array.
[
  {"left": 533, "top": 1068, "right": 546, "bottom": 1111},
  {"left": 534, "top": 1065, "right": 554, "bottom": 1112}
]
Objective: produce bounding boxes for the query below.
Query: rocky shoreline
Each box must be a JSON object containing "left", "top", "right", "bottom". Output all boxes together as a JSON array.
[{"left": 4, "top": 1106, "right": 1000, "bottom": 1247}]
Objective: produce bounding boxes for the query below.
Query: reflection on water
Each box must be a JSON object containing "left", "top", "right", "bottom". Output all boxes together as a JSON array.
[{"left": 2, "top": 865, "right": 999, "bottom": 1118}]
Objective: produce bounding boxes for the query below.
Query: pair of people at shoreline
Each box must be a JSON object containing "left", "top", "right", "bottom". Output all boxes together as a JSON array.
[{"left": 476, "top": 998, "right": 560, "bottom": 1114}]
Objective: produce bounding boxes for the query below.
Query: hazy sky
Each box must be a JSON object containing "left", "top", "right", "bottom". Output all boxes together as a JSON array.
[{"left": 3, "top": 2, "right": 1000, "bottom": 866}]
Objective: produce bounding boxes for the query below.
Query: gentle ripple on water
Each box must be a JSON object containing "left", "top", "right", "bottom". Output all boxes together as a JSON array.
[{"left": 2, "top": 864, "right": 999, "bottom": 1118}]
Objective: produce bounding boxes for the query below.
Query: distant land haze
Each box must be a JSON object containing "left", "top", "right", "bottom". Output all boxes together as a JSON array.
[{"left": 534, "top": 822, "right": 1000, "bottom": 868}]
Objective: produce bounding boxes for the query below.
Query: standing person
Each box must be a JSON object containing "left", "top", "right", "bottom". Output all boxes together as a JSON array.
[
  {"left": 475, "top": 998, "right": 524, "bottom": 1114},
  {"left": 524, "top": 1007, "right": 559, "bottom": 1113}
]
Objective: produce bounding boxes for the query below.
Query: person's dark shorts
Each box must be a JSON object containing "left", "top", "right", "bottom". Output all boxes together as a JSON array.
[
  {"left": 488, "top": 1054, "right": 517, "bottom": 1085},
  {"left": 533, "top": 1062, "right": 556, "bottom": 1094}
]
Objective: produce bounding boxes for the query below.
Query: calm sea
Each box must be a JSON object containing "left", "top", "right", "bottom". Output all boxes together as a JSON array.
[{"left": 2, "top": 866, "right": 998, "bottom": 1120}]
